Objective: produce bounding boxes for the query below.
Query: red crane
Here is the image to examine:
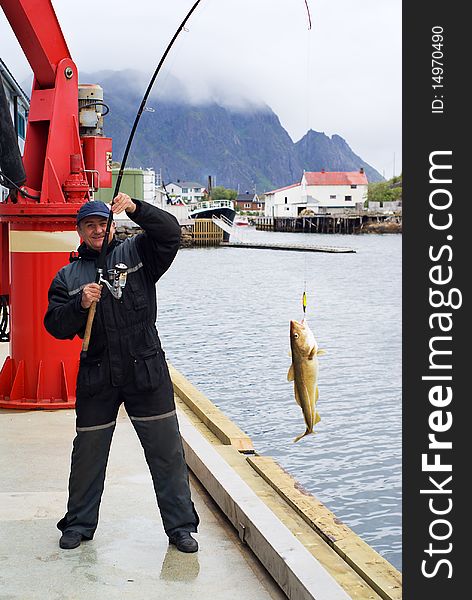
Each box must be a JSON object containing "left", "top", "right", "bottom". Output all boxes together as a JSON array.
[{"left": 0, "top": 0, "right": 112, "bottom": 408}]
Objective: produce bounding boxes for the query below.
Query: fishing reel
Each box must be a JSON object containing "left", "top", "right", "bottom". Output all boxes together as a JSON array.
[{"left": 98, "top": 263, "right": 128, "bottom": 299}]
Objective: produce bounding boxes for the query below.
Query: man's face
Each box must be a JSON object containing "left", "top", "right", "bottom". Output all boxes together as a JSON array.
[{"left": 77, "top": 216, "right": 115, "bottom": 252}]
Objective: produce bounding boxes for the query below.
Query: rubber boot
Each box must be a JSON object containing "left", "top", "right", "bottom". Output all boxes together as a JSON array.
[
  {"left": 131, "top": 413, "right": 199, "bottom": 535},
  {"left": 57, "top": 424, "right": 115, "bottom": 539}
]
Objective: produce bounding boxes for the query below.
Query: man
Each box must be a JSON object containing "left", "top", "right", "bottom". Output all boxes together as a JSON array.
[{"left": 44, "top": 194, "right": 199, "bottom": 552}]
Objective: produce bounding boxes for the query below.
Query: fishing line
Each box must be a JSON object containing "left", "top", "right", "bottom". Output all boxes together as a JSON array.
[
  {"left": 82, "top": 0, "right": 315, "bottom": 356},
  {"left": 99, "top": 0, "right": 204, "bottom": 266},
  {"left": 81, "top": 0, "right": 204, "bottom": 357},
  {"left": 304, "top": 7, "right": 313, "bottom": 135},
  {"left": 161, "top": 178, "right": 174, "bottom": 205},
  {"left": 302, "top": 252, "right": 308, "bottom": 320},
  {"left": 301, "top": 1, "right": 312, "bottom": 321},
  {"left": 304, "top": 0, "right": 312, "bottom": 29}
]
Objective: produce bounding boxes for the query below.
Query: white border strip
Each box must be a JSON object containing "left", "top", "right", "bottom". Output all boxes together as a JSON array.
[
  {"left": 178, "top": 409, "right": 352, "bottom": 600},
  {"left": 10, "top": 230, "right": 79, "bottom": 252}
]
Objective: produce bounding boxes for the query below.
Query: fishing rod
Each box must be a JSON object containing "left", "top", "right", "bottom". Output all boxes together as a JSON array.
[
  {"left": 81, "top": 0, "right": 313, "bottom": 357},
  {"left": 81, "top": 0, "right": 203, "bottom": 357}
]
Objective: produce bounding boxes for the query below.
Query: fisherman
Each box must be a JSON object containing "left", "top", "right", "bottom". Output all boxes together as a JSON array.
[{"left": 44, "top": 195, "right": 199, "bottom": 552}]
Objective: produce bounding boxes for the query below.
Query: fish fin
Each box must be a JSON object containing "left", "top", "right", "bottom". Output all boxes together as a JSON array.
[
  {"left": 314, "top": 411, "right": 321, "bottom": 424},
  {"left": 288, "top": 350, "right": 292, "bottom": 357},
  {"left": 307, "top": 346, "right": 316, "bottom": 360},
  {"left": 315, "top": 385, "right": 319, "bottom": 401},
  {"left": 317, "top": 348, "right": 327, "bottom": 356},
  {"left": 294, "top": 384, "right": 301, "bottom": 406},
  {"left": 293, "top": 428, "right": 313, "bottom": 443},
  {"left": 287, "top": 364, "right": 295, "bottom": 382}
]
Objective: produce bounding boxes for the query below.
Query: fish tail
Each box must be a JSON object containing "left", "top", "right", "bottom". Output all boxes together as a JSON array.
[{"left": 293, "top": 428, "right": 313, "bottom": 443}]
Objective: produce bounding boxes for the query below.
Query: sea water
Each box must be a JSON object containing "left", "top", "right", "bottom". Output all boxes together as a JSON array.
[{"left": 157, "top": 229, "right": 402, "bottom": 571}]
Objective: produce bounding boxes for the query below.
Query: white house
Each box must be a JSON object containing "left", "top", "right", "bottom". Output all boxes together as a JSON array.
[
  {"left": 166, "top": 181, "right": 183, "bottom": 200},
  {"left": 264, "top": 183, "right": 301, "bottom": 217},
  {"left": 265, "top": 169, "right": 369, "bottom": 217},
  {"left": 155, "top": 184, "right": 189, "bottom": 222},
  {"left": 166, "top": 180, "right": 205, "bottom": 205},
  {"left": 0, "top": 58, "right": 29, "bottom": 201}
]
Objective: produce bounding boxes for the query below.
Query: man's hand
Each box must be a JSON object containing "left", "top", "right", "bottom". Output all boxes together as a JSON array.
[
  {"left": 81, "top": 283, "right": 102, "bottom": 309},
  {"left": 112, "top": 192, "right": 136, "bottom": 215}
]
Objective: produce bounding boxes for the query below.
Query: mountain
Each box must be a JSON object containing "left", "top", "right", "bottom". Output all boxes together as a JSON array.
[
  {"left": 294, "top": 130, "right": 382, "bottom": 184},
  {"left": 86, "top": 70, "right": 383, "bottom": 191}
]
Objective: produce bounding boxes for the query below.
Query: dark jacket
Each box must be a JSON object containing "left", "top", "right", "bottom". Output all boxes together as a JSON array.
[{"left": 44, "top": 200, "right": 181, "bottom": 388}]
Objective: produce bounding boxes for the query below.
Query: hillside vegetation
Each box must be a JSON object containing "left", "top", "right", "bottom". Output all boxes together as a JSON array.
[{"left": 367, "top": 175, "right": 402, "bottom": 205}]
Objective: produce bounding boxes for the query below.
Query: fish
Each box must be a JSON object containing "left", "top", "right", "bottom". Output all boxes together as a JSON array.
[{"left": 287, "top": 318, "right": 326, "bottom": 443}]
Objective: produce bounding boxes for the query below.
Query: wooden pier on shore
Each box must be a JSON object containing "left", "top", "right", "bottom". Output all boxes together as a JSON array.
[
  {"left": 179, "top": 220, "right": 356, "bottom": 251},
  {"left": 253, "top": 214, "right": 402, "bottom": 235}
]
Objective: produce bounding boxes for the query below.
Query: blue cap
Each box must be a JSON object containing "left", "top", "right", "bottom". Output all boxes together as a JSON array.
[{"left": 76, "top": 201, "right": 111, "bottom": 224}]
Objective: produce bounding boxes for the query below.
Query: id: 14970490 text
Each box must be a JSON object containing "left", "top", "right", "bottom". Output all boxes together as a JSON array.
[{"left": 431, "top": 25, "right": 445, "bottom": 114}]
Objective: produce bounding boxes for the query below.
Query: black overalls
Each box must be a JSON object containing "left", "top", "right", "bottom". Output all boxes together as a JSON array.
[{"left": 44, "top": 200, "right": 199, "bottom": 540}]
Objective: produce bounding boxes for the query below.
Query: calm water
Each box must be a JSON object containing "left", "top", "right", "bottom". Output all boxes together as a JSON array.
[{"left": 157, "top": 229, "right": 402, "bottom": 571}]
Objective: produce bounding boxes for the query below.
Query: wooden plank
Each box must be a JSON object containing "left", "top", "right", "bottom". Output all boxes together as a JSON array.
[
  {"left": 179, "top": 411, "right": 352, "bottom": 600},
  {"left": 192, "top": 218, "right": 223, "bottom": 246}
]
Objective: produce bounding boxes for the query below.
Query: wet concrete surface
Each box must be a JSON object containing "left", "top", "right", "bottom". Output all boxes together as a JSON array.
[{"left": 0, "top": 394, "right": 285, "bottom": 600}]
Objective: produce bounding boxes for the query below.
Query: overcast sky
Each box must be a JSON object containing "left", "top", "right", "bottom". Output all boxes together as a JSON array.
[{"left": 1, "top": 0, "right": 401, "bottom": 179}]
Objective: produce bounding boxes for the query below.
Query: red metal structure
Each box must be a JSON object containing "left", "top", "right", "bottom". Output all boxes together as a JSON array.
[{"left": 0, "top": 0, "right": 112, "bottom": 408}]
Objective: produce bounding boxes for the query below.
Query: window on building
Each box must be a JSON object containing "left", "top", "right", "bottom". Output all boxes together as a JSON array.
[
  {"left": 330, "top": 194, "right": 336, "bottom": 199},
  {"left": 284, "top": 197, "right": 288, "bottom": 204},
  {"left": 182, "top": 188, "right": 188, "bottom": 193},
  {"left": 345, "top": 195, "right": 352, "bottom": 202},
  {"left": 351, "top": 184, "right": 357, "bottom": 189},
  {"left": 17, "top": 114, "right": 26, "bottom": 140},
  {"left": 244, "top": 203, "right": 251, "bottom": 209}
]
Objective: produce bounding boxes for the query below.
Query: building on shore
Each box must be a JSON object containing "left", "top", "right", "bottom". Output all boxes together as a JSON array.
[
  {"left": 95, "top": 167, "right": 190, "bottom": 225},
  {"left": 234, "top": 192, "right": 264, "bottom": 214},
  {"left": 264, "top": 168, "right": 369, "bottom": 217},
  {"left": 165, "top": 180, "right": 205, "bottom": 207}
]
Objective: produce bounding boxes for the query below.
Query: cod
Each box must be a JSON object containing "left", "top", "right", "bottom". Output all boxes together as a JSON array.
[{"left": 288, "top": 319, "right": 326, "bottom": 443}]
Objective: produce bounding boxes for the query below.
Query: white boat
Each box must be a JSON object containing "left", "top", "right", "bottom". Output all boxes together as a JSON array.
[
  {"left": 189, "top": 199, "right": 236, "bottom": 221},
  {"left": 233, "top": 215, "right": 254, "bottom": 227}
]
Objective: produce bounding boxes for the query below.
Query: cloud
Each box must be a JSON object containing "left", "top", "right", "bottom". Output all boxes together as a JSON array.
[{"left": 1, "top": 0, "right": 401, "bottom": 177}]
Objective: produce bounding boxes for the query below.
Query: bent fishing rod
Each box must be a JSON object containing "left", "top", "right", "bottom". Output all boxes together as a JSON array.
[
  {"left": 81, "top": 0, "right": 203, "bottom": 357},
  {"left": 81, "top": 0, "right": 313, "bottom": 357}
]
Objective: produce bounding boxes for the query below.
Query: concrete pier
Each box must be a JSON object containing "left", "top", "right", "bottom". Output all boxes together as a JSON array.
[
  {"left": 0, "top": 342, "right": 402, "bottom": 599},
  {"left": 221, "top": 241, "right": 355, "bottom": 253},
  {"left": 0, "top": 372, "right": 283, "bottom": 598}
]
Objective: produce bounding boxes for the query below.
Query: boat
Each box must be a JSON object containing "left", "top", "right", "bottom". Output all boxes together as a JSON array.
[
  {"left": 189, "top": 199, "right": 236, "bottom": 241},
  {"left": 189, "top": 198, "right": 236, "bottom": 221},
  {"left": 233, "top": 215, "right": 255, "bottom": 227}
]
